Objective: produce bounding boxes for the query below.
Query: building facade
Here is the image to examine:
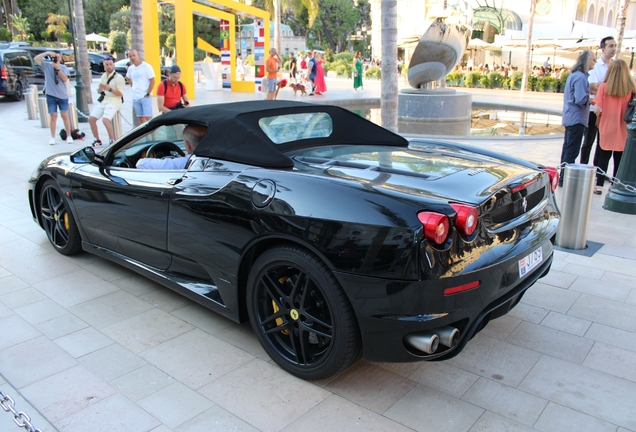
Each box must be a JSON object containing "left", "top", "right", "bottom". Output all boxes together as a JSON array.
[
  {"left": 369, "top": 0, "right": 636, "bottom": 61},
  {"left": 238, "top": 21, "right": 306, "bottom": 57}
]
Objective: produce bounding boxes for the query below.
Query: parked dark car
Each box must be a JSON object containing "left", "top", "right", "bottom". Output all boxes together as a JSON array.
[
  {"left": 88, "top": 52, "right": 109, "bottom": 74},
  {"left": 27, "top": 101, "right": 560, "bottom": 380},
  {"left": 0, "top": 48, "right": 44, "bottom": 100}
]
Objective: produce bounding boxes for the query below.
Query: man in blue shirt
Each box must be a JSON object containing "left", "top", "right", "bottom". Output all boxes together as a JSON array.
[
  {"left": 559, "top": 50, "right": 596, "bottom": 186},
  {"left": 33, "top": 51, "right": 74, "bottom": 145},
  {"left": 136, "top": 124, "right": 207, "bottom": 170},
  {"left": 308, "top": 50, "right": 317, "bottom": 95}
]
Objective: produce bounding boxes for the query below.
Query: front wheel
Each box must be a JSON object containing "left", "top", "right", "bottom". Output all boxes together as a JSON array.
[
  {"left": 247, "top": 245, "right": 361, "bottom": 380},
  {"left": 39, "top": 180, "right": 82, "bottom": 255}
]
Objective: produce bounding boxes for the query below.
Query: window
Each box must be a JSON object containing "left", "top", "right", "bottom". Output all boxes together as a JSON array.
[
  {"left": 258, "top": 113, "right": 333, "bottom": 144},
  {"left": 113, "top": 124, "right": 187, "bottom": 159}
]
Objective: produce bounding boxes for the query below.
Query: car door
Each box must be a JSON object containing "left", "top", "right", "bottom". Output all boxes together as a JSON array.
[
  {"left": 166, "top": 158, "right": 246, "bottom": 304},
  {"left": 71, "top": 125, "right": 187, "bottom": 270}
]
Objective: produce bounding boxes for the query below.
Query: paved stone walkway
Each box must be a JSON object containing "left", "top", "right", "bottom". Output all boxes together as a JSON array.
[{"left": 1, "top": 76, "right": 635, "bottom": 432}]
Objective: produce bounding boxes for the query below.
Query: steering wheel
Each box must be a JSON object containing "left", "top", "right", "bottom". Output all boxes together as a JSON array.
[{"left": 146, "top": 141, "right": 185, "bottom": 159}]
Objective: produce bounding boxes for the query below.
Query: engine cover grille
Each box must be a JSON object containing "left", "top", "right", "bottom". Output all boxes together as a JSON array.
[{"left": 490, "top": 187, "right": 545, "bottom": 224}]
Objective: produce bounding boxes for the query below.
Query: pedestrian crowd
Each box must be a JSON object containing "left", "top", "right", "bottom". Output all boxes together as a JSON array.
[{"left": 559, "top": 35, "right": 636, "bottom": 195}]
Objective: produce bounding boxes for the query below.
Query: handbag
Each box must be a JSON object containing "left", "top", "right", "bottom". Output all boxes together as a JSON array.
[{"left": 624, "top": 92, "right": 636, "bottom": 123}]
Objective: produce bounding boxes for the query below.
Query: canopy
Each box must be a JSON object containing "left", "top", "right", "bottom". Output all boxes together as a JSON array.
[
  {"left": 86, "top": 33, "right": 110, "bottom": 43},
  {"left": 468, "top": 39, "right": 498, "bottom": 50}
]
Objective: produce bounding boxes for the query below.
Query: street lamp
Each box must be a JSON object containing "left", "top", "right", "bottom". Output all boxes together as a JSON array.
[{"left": 67, "top": 0, "right": 89, "bottom": 122}]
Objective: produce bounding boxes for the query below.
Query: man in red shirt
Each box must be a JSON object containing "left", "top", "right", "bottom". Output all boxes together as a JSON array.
[{"left": 157, "top": 65, "right": 190, "bottom": 113}]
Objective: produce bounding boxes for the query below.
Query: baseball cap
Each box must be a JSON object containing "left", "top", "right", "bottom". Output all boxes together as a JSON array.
[{"left": 170, "top": 65, "right": 181, "bottom": 73}]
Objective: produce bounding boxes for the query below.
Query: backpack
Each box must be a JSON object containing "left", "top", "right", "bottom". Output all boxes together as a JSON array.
[
  {"left": 162, "top": 79, "right": 184, "bottom": 98},
  {"left": 59, "top": 128, "right": 85, "bottom": 140}
]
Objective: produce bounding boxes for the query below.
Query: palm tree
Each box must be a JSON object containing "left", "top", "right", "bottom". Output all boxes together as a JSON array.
[
  {"left": 74, "top": 0, "right": 93, "bottom": 104},
  {"left": 381, "top": 0, "right": 398, "bottom": 133},
  {"left": 521, "top": 0, "right": 538, "bottom": 93},
  {"left": 2, "top": 0, "right": 16, "bottom": 38},
  {"left": 259, "top": 0, "right": 319, "bottom": 54},
  {"left": 130, "top": 0, "right": 144, "bottom": 60},
  {"left": 45, "top": 13, "right": 69, "bottom": 47},
  {"left": 9, "top": 13, "right": 30, "bottom": 41},
  {"left": 615, "top": 0, "right": 631, "bottom": 59}
]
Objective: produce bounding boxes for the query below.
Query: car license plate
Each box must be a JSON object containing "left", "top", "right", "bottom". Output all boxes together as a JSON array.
[{"left": 518, "top": 248, "right": 543, "bottom": 278}]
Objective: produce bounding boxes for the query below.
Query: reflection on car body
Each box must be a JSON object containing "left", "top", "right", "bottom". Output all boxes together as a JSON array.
[{"left": 27, "top": 100, "right": 560, "bottom": 380}]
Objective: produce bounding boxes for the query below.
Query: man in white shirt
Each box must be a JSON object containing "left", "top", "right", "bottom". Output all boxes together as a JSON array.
[
  {"left": 88, "top": 56, "right": 125, "bottom": 146},
  {"left": 580, "top": 36, "right": 616, "bottom": 164},
  {"left": 136, "top": 124, "right": 207, "bottom": 170},
  {"left": 126, "top": 49, "right": 156, "bottom": 124}
]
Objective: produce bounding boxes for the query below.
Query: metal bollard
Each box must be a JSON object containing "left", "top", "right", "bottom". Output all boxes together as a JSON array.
[
  {"left": 38, "top": 97, "right": 50, "bottom": 128},
  {"left": 555, "top": 164, "right": 596, "bottom": 250},
  {"left": 68, "top": 102, "right": 79, "bottom": 130},
  {"left": 112, "top": 110, "right": 122, "bottom": 139},
  {"left": 25, "top": 85, "right": 38, "bottom": 120}
]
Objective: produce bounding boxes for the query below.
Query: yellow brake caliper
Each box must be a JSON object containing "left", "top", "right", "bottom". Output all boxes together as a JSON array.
[
  {"left": 63, "top": 212, "right": 70, "bottom": 231},
  {"left": 273, "top": 276, "right": 289, "bottom": 335}
]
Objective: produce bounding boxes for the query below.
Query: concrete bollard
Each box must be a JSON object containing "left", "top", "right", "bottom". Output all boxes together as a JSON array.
[
  {"left": 112, "top": 111, "right": 122, "bottom": 140},
  {"left": 68, "top": 102, "right": 79, "bottom": 130},
  {"left": 38, "top": 97, "right": 50, "bottom": 128},
  {"left": 25, "top": 85, "right": 38, "bottom": 120},
  {"left": 555, "top": 164, "right": 596, "bottom": 250}
]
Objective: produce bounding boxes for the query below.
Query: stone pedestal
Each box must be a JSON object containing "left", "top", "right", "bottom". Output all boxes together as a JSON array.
[{"left": 398, "top": 89, "right": 472, "bottom": 136}]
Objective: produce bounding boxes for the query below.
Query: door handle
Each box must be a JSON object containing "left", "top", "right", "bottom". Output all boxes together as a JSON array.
[{"left": 167, "top": 177, "right": 183, "bottom": 185}]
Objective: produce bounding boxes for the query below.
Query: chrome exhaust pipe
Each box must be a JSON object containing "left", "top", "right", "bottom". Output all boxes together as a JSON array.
[
  {"left": 405, "top": 332, "right": 439, "bottom": 354},
  {"left": 437, "top": 326, "right": 460, "bottom": 348}
]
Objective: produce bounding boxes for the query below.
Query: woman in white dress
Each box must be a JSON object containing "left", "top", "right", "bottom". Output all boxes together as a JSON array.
[{"left": 237, "top": 54, "right": 245, "bottom": 81}]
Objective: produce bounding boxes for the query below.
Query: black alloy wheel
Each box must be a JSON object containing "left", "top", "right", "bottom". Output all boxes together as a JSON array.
[
  {"left": 39, "top": 180, "right": 82, "bottom": 255},
  {"left": 11, "top": 82, "right": 23, "bottom": 101},
  {"left": 247, "top": 245, "right": 361, "bottom": 380}
]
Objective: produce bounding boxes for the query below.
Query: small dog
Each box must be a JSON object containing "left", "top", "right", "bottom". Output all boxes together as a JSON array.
[{"left": 291, "top": 83, "right": 306, "bottom": 96}]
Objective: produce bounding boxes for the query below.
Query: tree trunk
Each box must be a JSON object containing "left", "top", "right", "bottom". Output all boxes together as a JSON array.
[
  {"left": 131, "top": 0, "right": 144, "bottom": 59},
  {"left": 74, "top": 0, "right": 93, "bottom": 104},
  {"left": 521, "top": 0, "right": 537, "bottom": 94},
  {"left": 381, "top": 0, "right": 398, "bottom": 133},
  {"left": 615, "top": 0, "right": 630, "bottom": 60},
  {"left": 274, "top": 0, "right": 281, "bottom": 55},
  {"left": 3, "top": 0, "right": 15, "bottom": 38}
]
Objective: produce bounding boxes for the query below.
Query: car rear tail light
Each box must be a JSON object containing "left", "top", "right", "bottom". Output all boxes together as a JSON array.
[
  {"left": 542, "top": 167, "right": 559, "bottom": 191},
  {"left": 0, "top": 67, "right": 7, "bottom": 79},
  {"left": 418, "top": 212, "right": 450, "bottom": 245},
  {"left": 444, "top": 281, "right": 480, "bottom": 295},
  {"left": 450, "top": 203, "right": 478, "bottom": 236}
]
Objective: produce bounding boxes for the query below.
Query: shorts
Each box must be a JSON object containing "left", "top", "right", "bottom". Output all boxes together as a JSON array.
[
  {"left": 46, "top": 95, "right": 69, "bottom": 114},
  {"left": 267, "top": 77, "right": 278, "bottom": 93},
  {"left": 89, "top": 103, "right": 120, "bottom": 121},
  {"left": 132, "top": 97, "right": 153, "bottom": 117}
]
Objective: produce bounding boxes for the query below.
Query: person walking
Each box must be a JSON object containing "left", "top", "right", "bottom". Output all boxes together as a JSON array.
[
  {"left": 236, "top": 54, "right": 245, "bottom": 81},
  {"left": 581, "top": 36, "right": 617, "bottom": 164},
  {"left": 592, "top": 59, "right": 636, "bottom": 194},
  {"left": 126, "top": 49, "right": 156, "bottom": 123},
  {"left": 88, "top": 56, "right": 125, "bottom": 146},
  {"left": 288, "top": 52, "right": 297, "bottom": 84},
  {"left": 308, "top": 50, "right": 317, "bottom": 95},
  {"left": 559, "top": 50, "right": 595, "bottom": 186},
  {"left": 265, "top": 48, "right": 281, "bottom": 100},
  {"left": 353, "top": 51, "right": 364, "bottom": 92},
  {"left": 314, "top": 52, "right": 327, "bottom": 95},
  {"left": 33, "top": 51, "right": 74, "bottom": 145}
]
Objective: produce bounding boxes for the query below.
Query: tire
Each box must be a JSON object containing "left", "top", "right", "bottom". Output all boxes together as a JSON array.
[
  {"left": 247, "top": 245, "right": 361, "bottom": 380},
  {"left": 11, "top": 82, "right": 23, "bottom": 101},
  {"left": 39, "top": 180, "right": 82, "bottom": 255}
]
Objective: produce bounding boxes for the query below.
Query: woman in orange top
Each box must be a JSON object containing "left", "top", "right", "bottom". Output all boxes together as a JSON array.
[{"left": 593, "top": 59, "right": 636, "bottom": 194}]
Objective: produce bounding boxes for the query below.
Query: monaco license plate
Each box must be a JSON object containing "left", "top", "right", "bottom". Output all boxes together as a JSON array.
[{"left": 518, "top": 248, "right": 543, "bottom": 278}]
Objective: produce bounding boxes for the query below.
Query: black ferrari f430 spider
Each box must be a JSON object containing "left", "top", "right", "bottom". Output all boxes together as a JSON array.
[{"left": 28, "top": 101, "right": 560, "bottom": 380}]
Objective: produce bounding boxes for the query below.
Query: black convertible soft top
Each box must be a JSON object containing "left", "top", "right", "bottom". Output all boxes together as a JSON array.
[{"left": 146, "top": 100, "right": 408, "bottom": 168}]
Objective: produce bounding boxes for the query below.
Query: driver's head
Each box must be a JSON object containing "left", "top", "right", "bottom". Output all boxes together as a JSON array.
[{"left": 183, "top": 124, "right": 207, "bottom": 154}]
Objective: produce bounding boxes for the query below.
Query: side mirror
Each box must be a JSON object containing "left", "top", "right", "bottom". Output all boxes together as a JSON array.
[{"left": 71, "top": 146, "right": 104, "bottom": 166}]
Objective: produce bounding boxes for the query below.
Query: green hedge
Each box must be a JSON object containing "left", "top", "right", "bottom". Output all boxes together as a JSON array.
[{"left": 445, "top": 70, "right": 565, "bottom": 92}]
